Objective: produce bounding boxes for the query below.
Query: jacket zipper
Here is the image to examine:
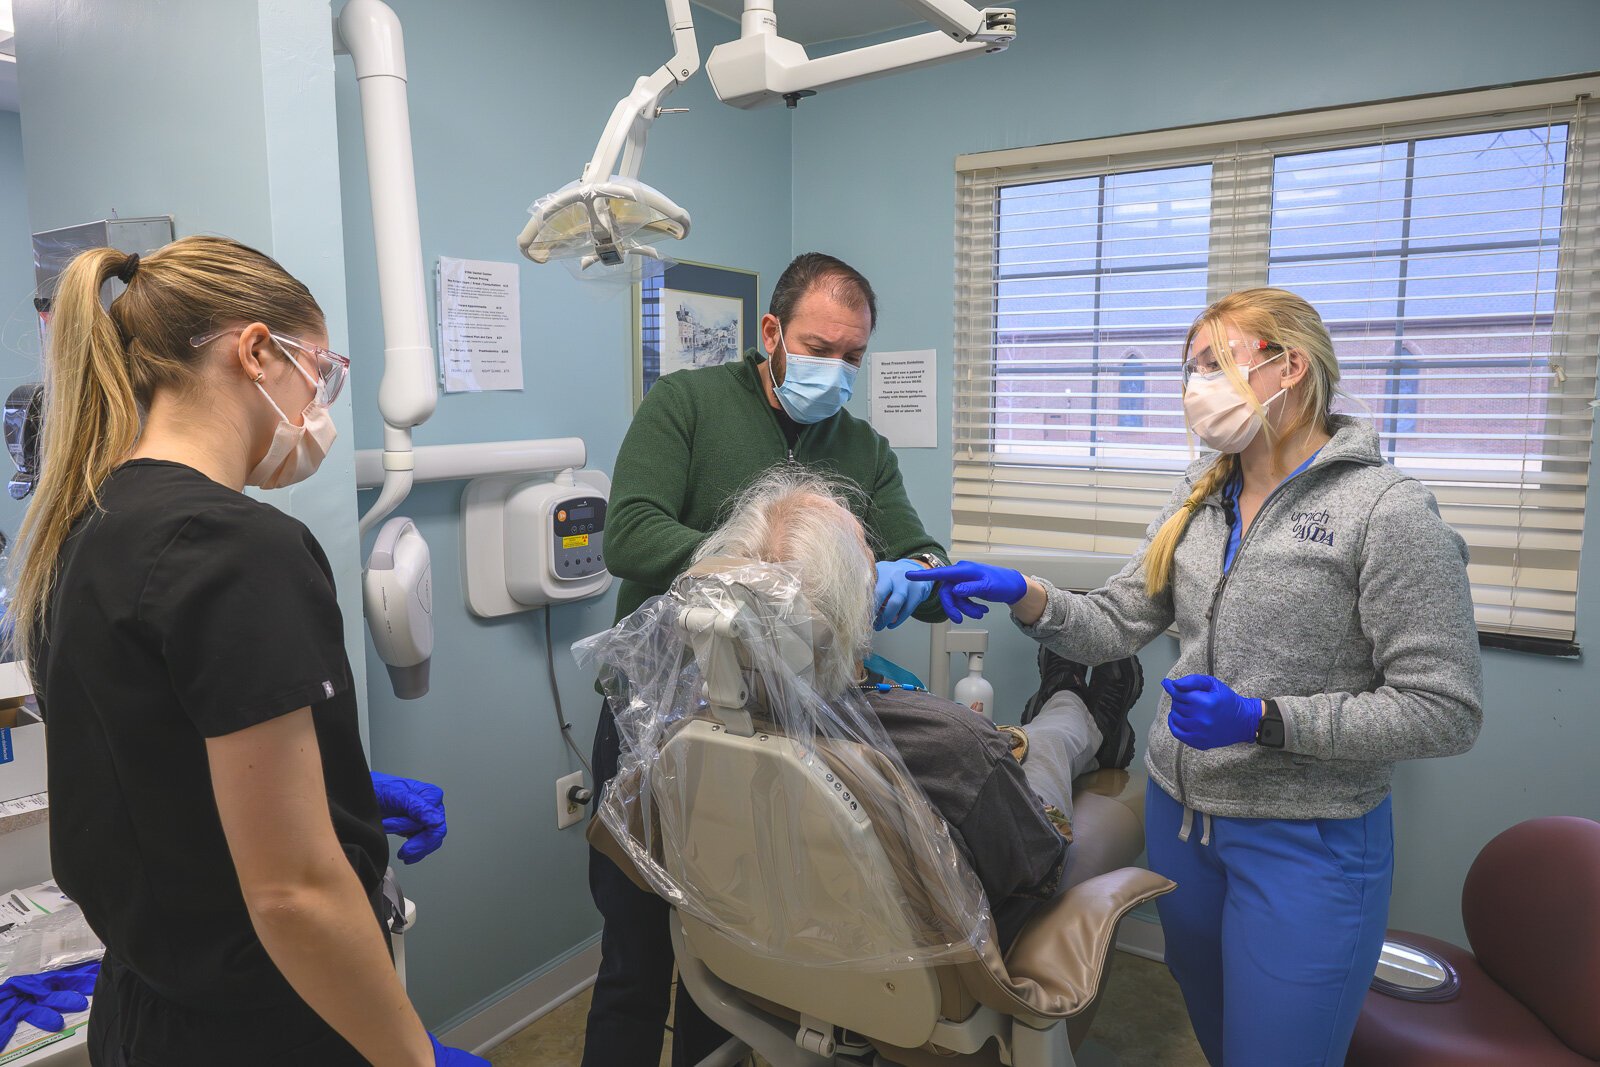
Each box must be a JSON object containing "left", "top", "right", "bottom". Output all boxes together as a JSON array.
[
  {"left": 1175, "top": 465, "right": 1320, "bottom": 806},
  {"left": 758, "top": 359, "right": 799, "bottom": 462}
]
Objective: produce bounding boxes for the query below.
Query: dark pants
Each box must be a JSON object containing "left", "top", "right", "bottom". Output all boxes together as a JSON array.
[
  {"left": 87, "top": 955, "right": 368, "bottom": 1066},
  {"left": 581, "top": 702, "right": 731, "bottom": 1067}
]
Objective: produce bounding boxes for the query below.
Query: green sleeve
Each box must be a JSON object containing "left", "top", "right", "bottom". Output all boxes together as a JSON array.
[
  {"left": 865, "top": 437, "right": 950, "bottom": 624},
  {"left": 605, "top": 376, "right": 708, "bottom": 590}
]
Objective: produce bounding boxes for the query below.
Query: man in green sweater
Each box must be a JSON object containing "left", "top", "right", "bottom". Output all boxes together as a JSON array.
[{"left": 582, "top": 252, "right": 948, "bottom": 1066}]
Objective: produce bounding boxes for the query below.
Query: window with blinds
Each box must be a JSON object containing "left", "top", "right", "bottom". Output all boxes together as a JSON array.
[{"left": 954, "top": 88, "right": 1600, "bottom": 642}]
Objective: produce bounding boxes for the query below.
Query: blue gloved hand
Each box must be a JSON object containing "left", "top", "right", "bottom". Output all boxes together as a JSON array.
[
  {"left": 873, "top": 559, "right": 933, "bottom": 631},
  {"left": 1161, "top": 674, "right": 1263, "bottom": 750},
  {"left": 0, "top": 961, "right": 100, "bottom": 1048},
  {"left": 431, "top": 1032, "right": 491, "bottom": 1065},
  {"left": 905, "top": 561, "right": 1028, "bottom": 623},
  {"left": 371, "top": 771, "right": 448, "bottom": 864}
]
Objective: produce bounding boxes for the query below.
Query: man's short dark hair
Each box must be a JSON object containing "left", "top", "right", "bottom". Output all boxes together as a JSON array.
[{"left": 770, "top": 252, "right": 878, "bottom": 332}]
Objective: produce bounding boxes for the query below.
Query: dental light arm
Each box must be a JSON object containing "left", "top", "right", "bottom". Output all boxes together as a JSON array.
[
  {"left": 516, "top": 0, "right": 698, "bottom": 269},
  {"left": 521, "top": 0, "right": 1016, "bottom": 269},
  {"left": 705, "top": 0, "right": 1017, "bottom": 110}
]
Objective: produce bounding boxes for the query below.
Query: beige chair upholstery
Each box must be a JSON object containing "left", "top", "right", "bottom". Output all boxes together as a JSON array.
[
  {"left": 592, "top": 732, "right": 1168, "bottom": 1066},
  {"left": 587, "top": 561, "right": 1171, "bottom": 1065}
]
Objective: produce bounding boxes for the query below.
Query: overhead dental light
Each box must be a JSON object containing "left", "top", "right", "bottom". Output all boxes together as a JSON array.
[
  {"left": 520, "top": 0, "right": 1018, "bottom": 269},
  {"left": 518, "top": 0, "right": 698, "bottom": 271}
]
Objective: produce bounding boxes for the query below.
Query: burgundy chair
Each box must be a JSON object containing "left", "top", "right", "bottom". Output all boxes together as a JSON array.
[{"left": 1346, "top": 816, "right": 1600, "bottom": 1066}]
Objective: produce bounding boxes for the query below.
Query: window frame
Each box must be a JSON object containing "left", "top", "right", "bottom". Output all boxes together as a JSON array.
[{"left": 953, "top": 75, "right": 1600, "bottom": 628}]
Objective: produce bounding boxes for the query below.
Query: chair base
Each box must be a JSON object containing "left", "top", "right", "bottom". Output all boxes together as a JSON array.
[{"left": 673, "top": 920, "right": 1082, "bottom": 1067}]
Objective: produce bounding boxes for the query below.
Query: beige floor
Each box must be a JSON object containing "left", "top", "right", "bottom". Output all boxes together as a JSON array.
[{"left": 486, "top": 950, "right": 1207, "bottom": 1067}]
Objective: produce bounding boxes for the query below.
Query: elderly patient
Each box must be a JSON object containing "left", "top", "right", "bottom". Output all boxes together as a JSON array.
[{"left": 694, "top": 470, "right": 1137, "bottom": 950}]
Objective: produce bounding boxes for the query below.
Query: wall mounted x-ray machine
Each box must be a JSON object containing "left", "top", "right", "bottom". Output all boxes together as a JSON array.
[{"left": 335, "top": 0, "right": 1017, "bottom": 698}]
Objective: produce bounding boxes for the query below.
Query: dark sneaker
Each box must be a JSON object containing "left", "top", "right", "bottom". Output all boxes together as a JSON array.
[
  {"left": 1086, "top": 656, "right": 1143, "bottom": 770},
  {"left": 1021, "top": 644, "right": 1090, "bottom": 726}
]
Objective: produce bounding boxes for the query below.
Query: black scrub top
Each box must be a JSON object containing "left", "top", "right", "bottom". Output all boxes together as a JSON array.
[{"left": 31, "top": 460, "right": 387, "bottom": 1060}]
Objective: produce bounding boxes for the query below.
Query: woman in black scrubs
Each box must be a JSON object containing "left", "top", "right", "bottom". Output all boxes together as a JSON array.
[{"left": 8, "top": 236, "right": 484, "bottom": 1066}]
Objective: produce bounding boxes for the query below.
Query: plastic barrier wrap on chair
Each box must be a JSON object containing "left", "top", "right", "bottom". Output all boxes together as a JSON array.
[{"left": 573, "top": 561, "right": 992, "bottom": 971}]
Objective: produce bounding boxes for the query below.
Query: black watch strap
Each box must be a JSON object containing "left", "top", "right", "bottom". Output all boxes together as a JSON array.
[{"left": 1255, "top": 698, "right": 1285, "bottom": 749}]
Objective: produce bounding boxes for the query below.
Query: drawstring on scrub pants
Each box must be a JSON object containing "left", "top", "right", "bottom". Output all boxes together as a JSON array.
[{"left": 1178, "top": 804, "right": 1212, "bottom": 846}]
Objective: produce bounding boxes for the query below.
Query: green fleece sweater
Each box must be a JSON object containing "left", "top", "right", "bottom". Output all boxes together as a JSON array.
[{"left": 607, "top": 349, "right": 948, "bottom": 625}]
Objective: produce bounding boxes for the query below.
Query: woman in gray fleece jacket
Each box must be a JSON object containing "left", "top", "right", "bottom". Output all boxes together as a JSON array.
[{"left": 910, "top": 288, "right": 1483, "bottom": 1067}]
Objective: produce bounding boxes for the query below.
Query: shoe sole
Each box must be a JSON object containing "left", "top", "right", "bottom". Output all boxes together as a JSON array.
[{"left": 1092, "top": 657, "right": 1143, "bottom": 770}]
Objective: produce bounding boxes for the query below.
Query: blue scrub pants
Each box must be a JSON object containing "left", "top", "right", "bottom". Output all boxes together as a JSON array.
[{"left": 1145, "top": 780, "right": 1393, "bottom": 1067}]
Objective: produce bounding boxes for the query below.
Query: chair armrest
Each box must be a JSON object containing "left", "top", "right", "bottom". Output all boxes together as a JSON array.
[{"left": 963, "top": 866, "right": 1175, "bottom": 1021}]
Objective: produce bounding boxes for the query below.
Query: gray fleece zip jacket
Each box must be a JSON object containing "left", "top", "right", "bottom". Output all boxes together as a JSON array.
[{"left": 1017, "top": 416, "right": 1483, "bottom": 821}]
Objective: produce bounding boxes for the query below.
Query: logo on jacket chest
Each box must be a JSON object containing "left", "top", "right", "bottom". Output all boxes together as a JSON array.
[{"left": 1290, "top": 508, "right": 1335, "bottom": 548}]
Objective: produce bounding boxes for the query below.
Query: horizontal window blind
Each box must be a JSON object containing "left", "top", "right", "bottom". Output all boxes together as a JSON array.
[{"left": 954, "top": 94, "right": 1600, "bottom": 641}]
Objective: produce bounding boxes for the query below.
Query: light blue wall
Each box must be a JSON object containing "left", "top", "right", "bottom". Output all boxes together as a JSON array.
[
  {"left": 794, "top": 0, "right": 1600, "bottom": 947},
  {"left": 334, "top": 0, "right": 792, "bottom": 1028},
  {"left": 12, "top": 0, "right": 368, "bottom": 710},
  {"left": 0, "top": 110, "right": 35, "bottom": 545}
]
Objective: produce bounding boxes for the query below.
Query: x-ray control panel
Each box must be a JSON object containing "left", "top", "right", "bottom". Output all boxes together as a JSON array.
[{"left": 552, "top": 496, "right": 607, "bottom": 580}]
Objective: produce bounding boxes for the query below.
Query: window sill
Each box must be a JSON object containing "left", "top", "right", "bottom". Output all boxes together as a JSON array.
[{"left": 1478, "top": 633, "right": 1581, "bottom": 658}]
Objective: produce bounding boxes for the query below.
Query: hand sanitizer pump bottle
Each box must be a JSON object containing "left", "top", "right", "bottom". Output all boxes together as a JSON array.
[{"left": 954, "top": 652, "right": 995, "bottom": 718}]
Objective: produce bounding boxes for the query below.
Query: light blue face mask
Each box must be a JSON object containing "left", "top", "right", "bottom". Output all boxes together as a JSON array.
[{"left": 770, "top": 324, "right": 859, "bottom": 424}]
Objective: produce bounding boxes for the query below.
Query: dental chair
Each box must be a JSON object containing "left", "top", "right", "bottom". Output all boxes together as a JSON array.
[
  {"left": 582, "top": 561, "right": 1172, "bottom": 1067},
  {"left": 1345, "top": 815, "right": 1600, "bottom": 1066}
]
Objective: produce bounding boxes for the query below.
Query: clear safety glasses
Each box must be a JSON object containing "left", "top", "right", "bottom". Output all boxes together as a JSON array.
[
  {"left": 1181, "top": 338, "right": 1284, "bottom": 386},
  {"left": 190, "top": 328, "right": 350, "bottom": 405}
]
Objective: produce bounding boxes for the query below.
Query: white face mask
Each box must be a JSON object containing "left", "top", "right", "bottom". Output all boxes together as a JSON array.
[
  {"left": 1182, "top": 351, "right": 1286, "bottom": 453},
  {"left": 248, "top": 350, "right": 337, "bottom": 489}
]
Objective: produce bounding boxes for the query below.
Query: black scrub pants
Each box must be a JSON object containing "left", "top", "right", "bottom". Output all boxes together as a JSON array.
[{"left": 580, "top": 701, "right": 731, "bottom": 1067}]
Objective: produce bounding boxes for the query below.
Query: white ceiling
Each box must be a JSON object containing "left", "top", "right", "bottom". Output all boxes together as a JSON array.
[{"left": 693, "top": 0, "right": 940, "bottom": 45}]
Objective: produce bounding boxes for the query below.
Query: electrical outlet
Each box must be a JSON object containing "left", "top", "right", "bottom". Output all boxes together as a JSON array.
[{"left": 556, "top": 770, "right": 586, "bottom": 830}]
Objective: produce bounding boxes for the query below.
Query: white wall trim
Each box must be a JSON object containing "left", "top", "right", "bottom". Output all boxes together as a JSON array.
[
  {"left": 1114, "top": 911, "right": 1166, "bottom": 964},
  {"left": 438, "top": 934, "right": 603, "bottom": 1056},
  {"left": 957, "top": 72, "right": 1600, "bottom": 172}
]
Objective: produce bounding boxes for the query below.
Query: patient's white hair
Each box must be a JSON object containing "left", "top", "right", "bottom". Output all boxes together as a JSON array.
[{"left": 694, "top": 468, "right": 874, "bottom": 698}]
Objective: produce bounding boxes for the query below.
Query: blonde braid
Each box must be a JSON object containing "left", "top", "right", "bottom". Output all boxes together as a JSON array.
[{"left": 1142, "top": 454, "right": 1235, "bottom": 597}]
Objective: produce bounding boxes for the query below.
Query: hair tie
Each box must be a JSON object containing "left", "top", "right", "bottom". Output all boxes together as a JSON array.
[{"left": 114, "top": 254, "right": 140, "bottom": 284}]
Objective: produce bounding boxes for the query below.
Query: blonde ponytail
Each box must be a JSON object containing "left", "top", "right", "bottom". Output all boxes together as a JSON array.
[
  {"left": 7, "top": 236, "right": 324, "bottom": 665},
  {"left": 1142, "top": 454, "right": 1236, "bottom": 598},
  {"left": 9, "top": 249, "right": 146, "bottom": 664}
]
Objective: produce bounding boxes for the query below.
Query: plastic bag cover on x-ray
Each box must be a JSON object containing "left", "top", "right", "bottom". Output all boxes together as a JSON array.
[
  {"left": 573, "top": 562, "right": 992, "bottom": 970},
  {"left": 523, "top": 177, "right": 688, "bottom": 265}
]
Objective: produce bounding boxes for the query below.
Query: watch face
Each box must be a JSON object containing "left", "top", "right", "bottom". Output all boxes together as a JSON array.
[{"left": 1258, "top": 717, "right": 1285, "bottom": 748}]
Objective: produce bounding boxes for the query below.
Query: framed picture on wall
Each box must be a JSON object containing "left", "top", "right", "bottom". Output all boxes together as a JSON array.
[{"left": 634, "top": 259, "right": 760, "bottom": 409}]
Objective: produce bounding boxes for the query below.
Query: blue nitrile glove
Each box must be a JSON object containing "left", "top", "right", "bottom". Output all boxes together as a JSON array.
[
  {"left": 874, "top": 559, "right": 933, "bottom": 631},
  {"left": 905, "top": 561, "right": 1028, "bottom": 623},
  {"left": 431, "top": 1032, "right": 491, "bottom": 1065},
  {"left": 371, "top": 771, "right": 448, "bottom": 864},
  {"left": 0, "top": 961, "right": 100, "bottom": 1048},
  {"left": 1162, "top": 674, "right": 1263, "bottom": 750}
]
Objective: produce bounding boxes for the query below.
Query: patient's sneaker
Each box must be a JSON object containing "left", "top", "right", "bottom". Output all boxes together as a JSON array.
[
  {"left": 1020, "top": 645, "right": 1090, "bottom": 726},
  {"left": 1086, "top": 656, "right": 1143, "bottom": 770}
]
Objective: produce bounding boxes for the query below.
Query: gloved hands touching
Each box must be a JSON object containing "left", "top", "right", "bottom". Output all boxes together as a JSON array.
[
  {"left": 905, "top": 561, "right": 1028, "bottom": 623},
  {"left": 371, "top": 771, "right": 448, "bottom": 865},
  {"left": 431, "top": 1032, "right": 491, "bottom": 1065},
  {"left": 1162, "top": 674, "right": 1263, "bottom": 750},
  {"left": 873, "top": 559, "right": 934, "bottom": 630},
  {"left": 0, "top": 961, "right": 100, "bottom": 1048}
]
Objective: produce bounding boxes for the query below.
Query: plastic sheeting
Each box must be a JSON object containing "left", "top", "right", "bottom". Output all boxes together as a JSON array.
[{"left": 574, "top": 560, "right": 992, "bottom": 970}]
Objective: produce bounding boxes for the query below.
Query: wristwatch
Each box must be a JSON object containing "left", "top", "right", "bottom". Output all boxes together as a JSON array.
[
  {"left": 1255, "top": 699, "right": 1285, "bottom": 749},
  {"left": 908, "top": 552, "right": 945, "bottom": 569}
]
